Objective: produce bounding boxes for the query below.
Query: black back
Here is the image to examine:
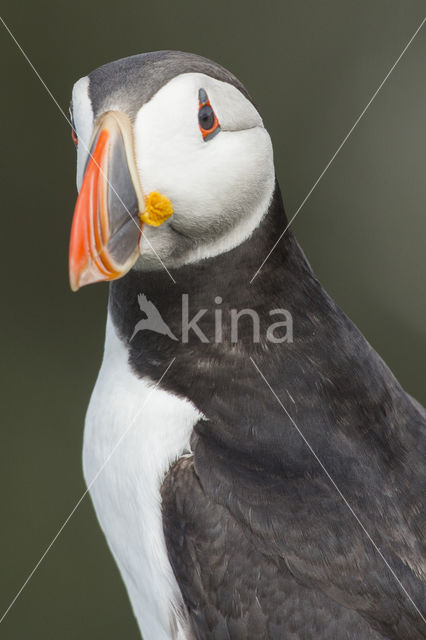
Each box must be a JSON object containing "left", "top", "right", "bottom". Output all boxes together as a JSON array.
[{"left": 110, "top": 184, "right": 426, "bottom": 639}]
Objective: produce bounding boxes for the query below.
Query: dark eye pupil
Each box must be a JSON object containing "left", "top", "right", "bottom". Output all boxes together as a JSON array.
[{"left": 198, "top": 104, "right": 215, "bottom": 130}]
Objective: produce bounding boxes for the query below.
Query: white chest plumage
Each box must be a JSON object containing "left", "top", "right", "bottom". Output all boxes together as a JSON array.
[{"left": 83, "top": 315, "right": 200, "bottom": 639}]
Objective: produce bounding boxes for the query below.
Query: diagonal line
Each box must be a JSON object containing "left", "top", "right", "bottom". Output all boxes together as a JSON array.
[
  {"left": 250, "top": 356, "right": 426, "bottom": 625},
  {"left": 250, "top": 15, "right": 426, "bottom": 283},
  {"left": 0, "top": 357, "right": 176, "bottom": 625},
  {"left": 0, "top": 15, "right": 176, "bottom": 284}
]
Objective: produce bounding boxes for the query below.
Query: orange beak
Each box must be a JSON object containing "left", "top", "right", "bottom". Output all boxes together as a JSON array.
[{"left": 69, "top": 111, "right": 145, "bottom": 291}]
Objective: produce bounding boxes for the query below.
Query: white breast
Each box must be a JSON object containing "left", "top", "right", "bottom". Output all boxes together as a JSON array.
[{"left": 83, "top": 315, "right": 200, "bottom": 639}]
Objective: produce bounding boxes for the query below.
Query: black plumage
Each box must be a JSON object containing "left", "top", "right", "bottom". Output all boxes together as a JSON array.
[{"left": 110, "top": 184, "right": 426, "bottom": 639}]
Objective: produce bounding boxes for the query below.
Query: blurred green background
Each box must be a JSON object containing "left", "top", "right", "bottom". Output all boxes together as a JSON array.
[{"left": 0, "top": 1, "right": 425, "bottom": 638}]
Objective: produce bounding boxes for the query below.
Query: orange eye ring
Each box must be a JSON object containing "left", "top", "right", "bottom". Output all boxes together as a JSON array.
[
  {"left": 71, "top": 127, "right": 78, "bottom": 147},
  {"left": 198, "top": 88, "right": 220, "bottom": 141},
  {"left": 69, "top": 105, "right": 78, "bottom": 147}
]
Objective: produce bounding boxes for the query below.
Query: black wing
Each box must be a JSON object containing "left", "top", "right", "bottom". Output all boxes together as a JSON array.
[
  {"left": 162, "top": 456, "right": 389, "bottom": 640},
  {"left": 161, "top": 368, "right": 425, "bottom": 640}
]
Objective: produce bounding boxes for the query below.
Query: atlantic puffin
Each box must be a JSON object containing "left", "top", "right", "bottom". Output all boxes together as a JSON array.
[{"left": 68, "top": 51, "right": 425, "bottom": 640}]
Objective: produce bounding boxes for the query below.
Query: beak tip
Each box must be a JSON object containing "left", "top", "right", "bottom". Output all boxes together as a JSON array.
[
  {"left": 69, "top": 261, "right": 115, "bottom": 291},
  {"left": 69, "top": 260, "right": 81, "bottom": 292},
  {"left": 69, "top": 274, "right": 80, "bottom": 292}
]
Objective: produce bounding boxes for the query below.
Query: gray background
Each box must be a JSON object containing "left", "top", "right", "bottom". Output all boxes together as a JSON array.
[{"left": 0, "top": 1, "right": 425, "bottom": 638}]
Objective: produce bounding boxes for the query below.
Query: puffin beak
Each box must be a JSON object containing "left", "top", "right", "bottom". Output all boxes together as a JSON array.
[{"left": 69, "top": 111, "right": 144, "bottom": 291}]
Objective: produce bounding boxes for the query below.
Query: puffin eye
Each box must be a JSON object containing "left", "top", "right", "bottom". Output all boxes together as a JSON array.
[
  {"left": 199, "top": 105, "right": 215, "bottom": 131},
  {"left": 69, "top": 105, "right": 78, "bottom": 147},
  {"left": 198, "top": 88, "right": 220, "bottom": 141}
]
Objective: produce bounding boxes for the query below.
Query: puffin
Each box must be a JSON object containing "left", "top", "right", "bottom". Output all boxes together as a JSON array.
[{"left": 68, "top": 51, "right": 425, "bottom": 640}]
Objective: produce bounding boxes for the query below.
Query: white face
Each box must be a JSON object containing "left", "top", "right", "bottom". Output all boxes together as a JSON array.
[
  {"left": 72, "top": 76, "right": 94, "bottom": 191},
  {"left": 72, "top": 72, "right": 275, "bottom": 269}
]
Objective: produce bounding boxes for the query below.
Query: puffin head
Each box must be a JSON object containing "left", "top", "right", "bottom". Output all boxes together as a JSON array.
[{"left": 69, "top": 51, "right": 274, "bottom": 290}]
